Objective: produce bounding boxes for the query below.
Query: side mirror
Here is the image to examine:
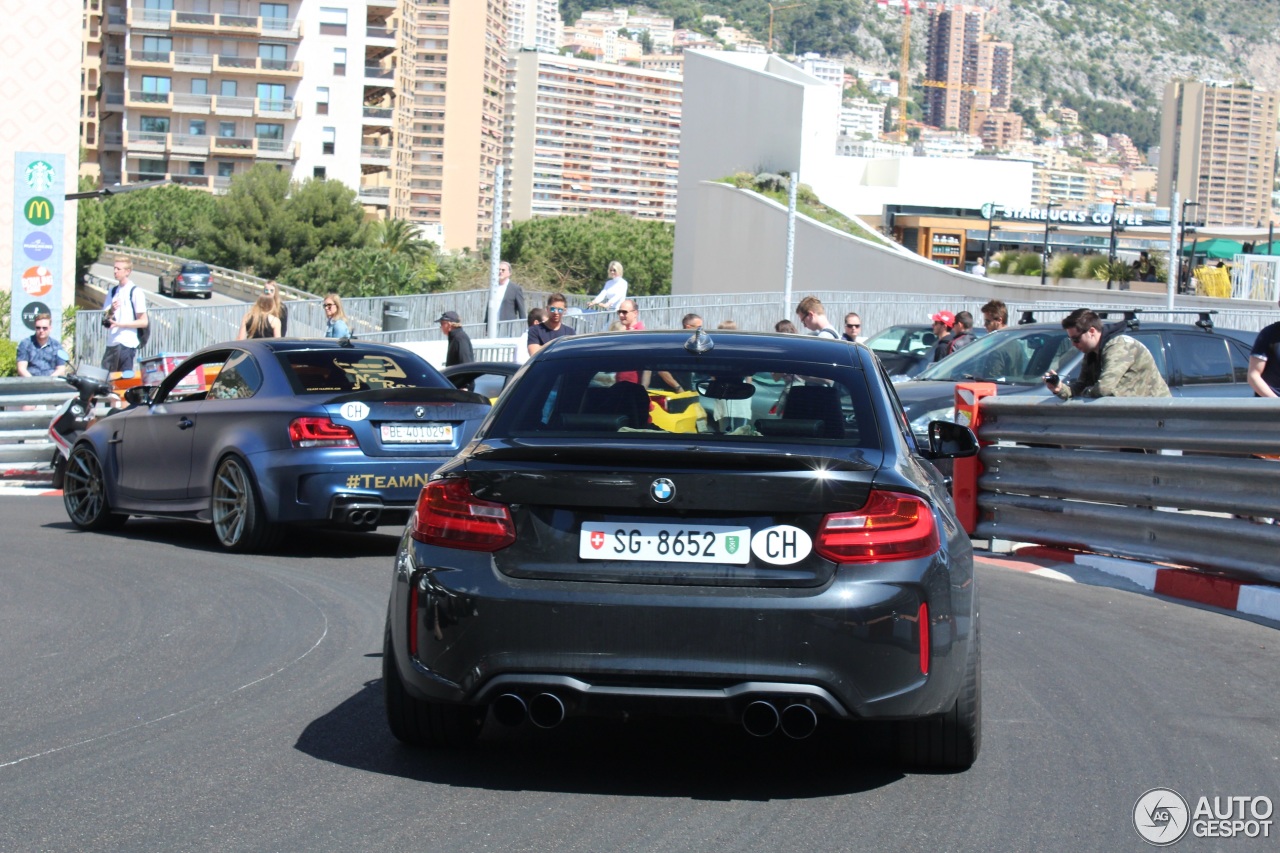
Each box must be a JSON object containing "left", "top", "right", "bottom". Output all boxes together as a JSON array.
[
  {"left": 925, "top": 420, "right": 979, "bottom": 458},
  {"left": 123, "top": 385, "right": 156, "bottom": 407}
]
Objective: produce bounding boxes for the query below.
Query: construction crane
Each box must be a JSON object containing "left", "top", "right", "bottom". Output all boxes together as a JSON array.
[{"left": 767, "top": 3, "right": 807, "bottom": 53}]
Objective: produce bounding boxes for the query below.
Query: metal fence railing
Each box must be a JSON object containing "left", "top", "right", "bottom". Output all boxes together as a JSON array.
[
  {"left": 0, "top": 378, "right": 74, "bottom": 474},
  {"left": 968, "top": 396, "right": 1280, "bottom": 583}
]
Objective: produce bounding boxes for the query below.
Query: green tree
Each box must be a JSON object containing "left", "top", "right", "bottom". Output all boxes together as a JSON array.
[
  {"left": 76, "top": 176, "right": 106, "bottom": 284},
  {"left": 374, "top": 218, "right": 435, "bottom": 262},
  {"left": 103, "top": 184, "right": 214, "bottom": 256},
  {"left": 502, "top": 211, "right": 674, "bottom": 296},
  {"left": 199, "top": 164, "right": 368, "bottom": 277},
  {"left": 282, "top": 246, "right": 438, "bottom": 297}
]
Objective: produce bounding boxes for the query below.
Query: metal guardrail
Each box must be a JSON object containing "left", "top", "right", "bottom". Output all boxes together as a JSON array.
[
  {"left": 971, "top": 396, "right": 1280, "bottom": 583},
  {"left": 0, "top": 378, "right": 74, "bottom": 473},
  {"left": 103, "top": 244, "right": 309, "bottom": 301}
]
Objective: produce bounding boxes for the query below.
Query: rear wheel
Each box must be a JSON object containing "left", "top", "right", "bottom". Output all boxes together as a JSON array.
[
  {"left": 63, "top": 444, "right": 127, "bottom": 531},
  {"left": 896, "top": 632, "right": 982, "bottom": 770},
  {"left": 210, "top": 455, "right": 277, "bottom": 552},
  {"left": 383, "top": 624, "right": 483, "bottom": 748}
]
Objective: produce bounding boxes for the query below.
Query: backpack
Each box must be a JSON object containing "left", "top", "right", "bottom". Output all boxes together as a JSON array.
[{"left": 127, "top": 284, "right": 150, "bottom": 348}]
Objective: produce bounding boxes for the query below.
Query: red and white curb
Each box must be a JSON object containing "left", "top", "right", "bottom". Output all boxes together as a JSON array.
[{"left": 1001, "top": 546, "right": 1280, "bottom": 624}]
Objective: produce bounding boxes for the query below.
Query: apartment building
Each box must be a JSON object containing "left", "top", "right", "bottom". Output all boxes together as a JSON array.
[
  {"left": 504, "top": 50, "right": 681, "bottom": 224},
  {"left": 922, "top": 6, "right": 986, "bottom": 131},
  {"left": 508, "top": 0, "right": 559, "bottom": 54},
  {"left": 83, "top": 1, "right": 399, "bottom": 219},
  {"left": 1159, "top": 79, "right": 1280, "bottom": 227},
  {"left": 971, "top": 108, "right": 1022, "bottom": 151},
  {"left": 839, "top": 99, "right": 886, "bottom": 139}
]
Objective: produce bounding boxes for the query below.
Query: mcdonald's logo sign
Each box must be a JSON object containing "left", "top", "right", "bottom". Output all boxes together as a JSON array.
[{"left": 24, "top": 196, "right": 54, "bottom": 226}]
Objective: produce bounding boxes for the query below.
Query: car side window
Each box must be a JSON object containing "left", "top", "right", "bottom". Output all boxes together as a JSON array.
[
  {"left": 1228, "top": 339, "right": 1251, "bottom": 383},
  {"left": 154, "top": 351, "right": 231, "bottom": 404},
  {"left": 207, "top": 350, "right": 264, "bottom": 400},
  {"left": 1171, "top": 333, "right": 1232, "bottom": 385},
  {"left": 1131, "top": 332, "right": 1169, "bottom": 382}
]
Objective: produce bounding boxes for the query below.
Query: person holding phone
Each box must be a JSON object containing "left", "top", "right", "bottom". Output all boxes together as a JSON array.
[{"left": 1045, "top": 309, "right": 1169, "bottom": 399}]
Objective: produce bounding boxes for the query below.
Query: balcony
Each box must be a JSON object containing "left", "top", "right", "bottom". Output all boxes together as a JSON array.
[
  {"left": 215, "top": 55, "right": 303, "bottom": 77},
  {"left": 208, "top": 136, "right": 298, "bottom": 161},
  {"left": 102, "top": 131, "right": 123, "bottom": 149},
  {"left": 128, "top": 49, "right": 174, "bottom": 69},
  {"left": 364, "top": 65, "right": 395, "bottom": 81},
  {"left": 172, "top": 92, "right": 213, "bottom": 114},
  {"left": 174, "top": 52, "right": 214, "bottom": 73},
  {"left": 214, "top": 95, "right": 256, "bottom": 117},
  {"left": 358, "top": 185, "right": 392, "bottom": 206},
  {"left": 171, "top": 133, "right": 211, "bottom": 155},
  {"left": 257, "top": 98, "right": 298, "bottom": 119},
  {"left": 124, "top": 130, "right": 169, "bottom": 153},
  {"left": 127, "top": 90, "right": 173, "bottom": 107},
  {"left": 362, "top": 106, "right": 394, "bottom": 126},
  {"left": 105, "top": 50, "right": 124, "bottom": 67},
  {"left": 129, "top": 8, "right": 301, "bottom": 39},
  {"left": 367, "top": 25, "right": 396, "bottom": 43},
  {"left": 360, "top": 145, "right": 393, "bottom": 164}
]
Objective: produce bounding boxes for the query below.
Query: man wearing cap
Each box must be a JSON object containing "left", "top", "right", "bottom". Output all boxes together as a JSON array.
[
  {"left": 930, "top": 310, "right": 956, "bottom": 363},
  {"left": 436, "top": 310, "right": 474, "bottom": 367}
]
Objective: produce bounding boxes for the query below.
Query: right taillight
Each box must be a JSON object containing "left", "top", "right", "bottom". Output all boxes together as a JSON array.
[
  {"left": 412, "top": 478, "right": 515, "bottom": 551},
  {"left": 289, "top": 417, "right": 357, "bottom": 447},
  {"left": 815, "top": 490, "right": 940, "bottom": 564}
]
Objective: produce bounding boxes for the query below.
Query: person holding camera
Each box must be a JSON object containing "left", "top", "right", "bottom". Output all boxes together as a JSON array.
[
  {"left": 101, "top": 255, "right": 149, "bottom": 372},
  {"left": 1044, "top": 308, "right": 1169, "bottom": 399}
]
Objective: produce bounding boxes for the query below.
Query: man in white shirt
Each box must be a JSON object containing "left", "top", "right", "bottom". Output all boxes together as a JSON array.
[
  {"left": 101, "top": 255, "right": 149, "bottom": 372},
  {"left": 795, "top": 295, "right": 839, "bottom": 339}
]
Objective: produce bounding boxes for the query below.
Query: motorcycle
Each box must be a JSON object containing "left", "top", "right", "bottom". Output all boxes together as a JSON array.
[{"left": 48, "top": 365, "right": 136, "bottom": 489}]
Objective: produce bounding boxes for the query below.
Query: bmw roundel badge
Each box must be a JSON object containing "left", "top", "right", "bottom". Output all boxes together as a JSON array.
[
  {"left": 415, "top": 406, "right": 427, "bottom": 419},
  {"left": 650, "top": 478, "right": 675, "bottom": 503}
]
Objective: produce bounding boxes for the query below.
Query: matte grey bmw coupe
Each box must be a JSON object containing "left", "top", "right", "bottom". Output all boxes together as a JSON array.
[{"left": 384, "top": 329, "right": 982, "bottom": 769}]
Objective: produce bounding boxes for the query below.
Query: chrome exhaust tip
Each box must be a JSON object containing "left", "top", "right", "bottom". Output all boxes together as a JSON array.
[
  {"left": 491, "top": 693, "right": 528, "bottom": 727},
  {"left": 779, "top": 704, "right": 818, "bottom": 740},
  {"left": 742, "top": 700, "right": 780, "bottom": 737},
  {"left": 528, "top": 692, "right": 566, "bottom": 729}
]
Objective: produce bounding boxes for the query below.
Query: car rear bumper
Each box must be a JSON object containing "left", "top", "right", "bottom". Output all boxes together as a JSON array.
[
  {"left": 252, "top": 452, "right": 448, "bottom": 525},
  {"left": 388, "top": 532, "right": 975, "bottom": 722}
]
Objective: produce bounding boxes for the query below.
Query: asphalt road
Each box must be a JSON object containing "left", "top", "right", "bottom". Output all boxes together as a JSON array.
[
  {"left": 1, "top": 495, "right": 1276, "bottom": 852},
  {"left": 88, "top": 261, "right": 244, "bottom": 308}
]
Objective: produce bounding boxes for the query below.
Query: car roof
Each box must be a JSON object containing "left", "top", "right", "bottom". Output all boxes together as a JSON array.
[
  {"left": 536, "top": 329, "right": 860, "bottom": 360},
  {"left": 192, "top": 338, "right": 418, "bottom": 359}
]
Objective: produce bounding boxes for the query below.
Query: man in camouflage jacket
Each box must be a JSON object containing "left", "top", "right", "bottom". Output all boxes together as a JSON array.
[{"left": 1046, "top": 309, "right": 1171, "bottom": 399}]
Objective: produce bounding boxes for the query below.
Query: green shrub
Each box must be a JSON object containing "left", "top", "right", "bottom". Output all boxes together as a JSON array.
[
  {"left": 1013, "top": 251, "right": 1044, "bottom": 275},
  {"left": 1080, "top": 254, "right": 1111, "bottom": 280},
  {"left": 1050, "top": 253, "right": 1083, "bottom": 282},
  {"left": 1092, "top": 259, "right": 1134, "bottom": 283}
]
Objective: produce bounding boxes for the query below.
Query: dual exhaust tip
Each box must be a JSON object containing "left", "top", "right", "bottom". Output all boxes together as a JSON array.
[
  {"left": 742, "top": 700, "right": 819, "bottom": 739},
  {"left": 493, "top": 692, "right": 565, "bottom": 729},
  {"left": 344, "top": 507, "right": 381, "bottom": 526},
  {"left": 490, "top": 693, "right": 817, "bottom": 739}
]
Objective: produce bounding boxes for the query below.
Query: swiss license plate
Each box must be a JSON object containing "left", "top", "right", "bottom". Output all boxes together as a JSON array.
[
  {"left": 380, "top": 422, "right": 453, "bottom": 444},
  {"left": 579, "top": 522, "right": 751, "bottom": 564}
]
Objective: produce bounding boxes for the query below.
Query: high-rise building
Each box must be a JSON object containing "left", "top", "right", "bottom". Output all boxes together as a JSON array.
[
  {"left": 1159, "top": 80, "right": 1280, "bottom": 227},
  {"left": 397, "top": 0, "right": 506, "bottom": 250},
  {"left": 923, "top": 6, "right": 1010, "bottom": 136},
  {"left": 82, "top": 1, "right": 400, "bottom": 219},
  {"left": 507, "top": 0, "right": 559, "bottom": 54},
  {"left": 504, "top": 50, "right": 681, "bottom": 223}
]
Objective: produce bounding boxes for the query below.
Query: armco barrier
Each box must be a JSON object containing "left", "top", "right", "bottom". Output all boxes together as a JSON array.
[
  {"left": 965, "top": 395, "right": 1280, "bottom": 583},
  {"left": 0, "top": 378, "right": 75, "bottom": 475}
]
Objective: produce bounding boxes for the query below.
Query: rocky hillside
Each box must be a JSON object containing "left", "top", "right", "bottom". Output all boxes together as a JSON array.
[{"left": 564, "top": 0, "right": 1280, "bottom": 148}]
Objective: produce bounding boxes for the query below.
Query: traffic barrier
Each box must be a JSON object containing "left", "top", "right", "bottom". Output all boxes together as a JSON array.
[
  {"left": 0, "top": 378, "right": 74, "bottom": 476},
  {"left": 972, "top": 395, "right": 1280, "bottom": 584},
  {"left": 950, "top": 381, "right": 997, "bottom": 533}
]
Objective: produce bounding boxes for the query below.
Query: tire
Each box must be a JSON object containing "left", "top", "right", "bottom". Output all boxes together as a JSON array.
[
  {"left": 210, "top": 455, "right": 278, "bottom": 552},
  {"left": 159, "top": 278, "right": 168, "bottom": 296},
  {"left": 896, "top": 630, "right": 982, "bottom": 771},
  {"left": 63, "top": 444, "right": 127, "bottom": 531},
  {"left": 383, "top": 623, "right": 483, "bottom": 748}
]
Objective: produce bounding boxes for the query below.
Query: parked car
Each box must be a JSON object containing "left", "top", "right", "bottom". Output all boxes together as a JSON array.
[
  {"left": 384, "top": 330, "right": 983, "bottom": 768},
  {"left": 441, "top": 361, "right": 519, "bottom": 401},
  {"left": 61, "top": 339, "right": 492, "bottom": 551},
  {"left": 865, "top": 323, "right": 987, "bottom": 379},
  {"left": 158, "top": 262, "right": 213, "bottom": 298},
  {"left": 893, "top": 312, "right": 1257, "bottom": 440}
]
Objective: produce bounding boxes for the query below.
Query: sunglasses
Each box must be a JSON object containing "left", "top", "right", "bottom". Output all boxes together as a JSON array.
[
  {"left": 547, "top": 307, "right": 565, "bottom": 314},
  {"left": 845, "top": 323, "right": 861, "bottom": 328},
  {"left": 35, "top": 325, "right": 51, "bottom": 331},
  {"left": 618, "top": 309, "right": 634, "bottom": 315},
  {"left": 323, "top": 303, "right": 336, "bottom": 309}
]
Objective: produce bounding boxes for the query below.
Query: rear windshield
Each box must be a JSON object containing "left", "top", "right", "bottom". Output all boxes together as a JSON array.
[
  {"left": 487, "top": 355, "right": 880, "bottom": 448},
  {"left": 181, "top": 264, "right": 211, "bottom": 274},
  {"left": 279, "top": 349, "right": 449, "bottom": 394}
]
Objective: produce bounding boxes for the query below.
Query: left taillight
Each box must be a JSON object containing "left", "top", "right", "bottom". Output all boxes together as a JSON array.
[
  {"left": 412, "top": 478, "right": 515, "bottom": 552},
  {"left": 815, "top": 490, "right": 940, "bottom": 564},
  {"left": 289, "top": 416, "right": 357, "bottom": 447}
]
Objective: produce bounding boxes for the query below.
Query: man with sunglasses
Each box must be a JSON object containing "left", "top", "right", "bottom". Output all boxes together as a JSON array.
[
  {"left": 527, "top": 292, "right": 577, "bottom": 358},
  {"left": 16, "top": 313, "right": 67, "bottom": 377},
  {"left": 842, "top": 312, "right": 864, "bottom": 343},
  {"left": 1044, "top": 308, "right": 1169, "bottom": 399}
]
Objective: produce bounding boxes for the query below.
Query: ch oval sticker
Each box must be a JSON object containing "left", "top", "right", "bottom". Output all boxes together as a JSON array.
[
  {"left": 340, "top": 401, "right": 369, "bottom": 421},
  {"left": 750, "top": 525, "right": 812, "bottom": 565}
]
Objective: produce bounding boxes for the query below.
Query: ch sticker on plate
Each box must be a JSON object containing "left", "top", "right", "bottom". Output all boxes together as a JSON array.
[
  {"left": 340, "top": 401, "right": 369, "bottom": 421},
  {"left": 750, "top": 525, "right": 812, "bottom": 565}
]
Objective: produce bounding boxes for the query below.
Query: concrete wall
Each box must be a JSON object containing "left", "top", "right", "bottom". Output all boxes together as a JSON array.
[{"left": 682, "top": 181, "right": 1270, "bottom": 319}]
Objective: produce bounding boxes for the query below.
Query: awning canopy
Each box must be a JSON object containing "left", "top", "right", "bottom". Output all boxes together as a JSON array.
[{"left": 1180, "top": 237, "right": 1243, "bottom": 259}]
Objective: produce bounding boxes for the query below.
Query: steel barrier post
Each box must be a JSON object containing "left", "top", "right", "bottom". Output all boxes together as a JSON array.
[{"left": 952, "top": 382, "right": 998, "bottom": 534}]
